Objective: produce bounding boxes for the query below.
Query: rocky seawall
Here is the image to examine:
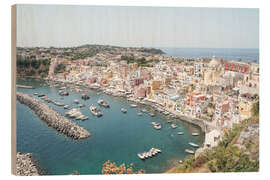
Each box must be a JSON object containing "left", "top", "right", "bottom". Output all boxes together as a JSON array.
[
  {"left": 16, "top": 92, "right": 91, "bottom": 139},
  {"left": 16, "top": 152, "right": 39, "bottom": 176}
]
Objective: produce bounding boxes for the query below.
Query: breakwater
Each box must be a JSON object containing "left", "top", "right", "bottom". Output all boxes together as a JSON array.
[
  {"left": 16, "top": 152, "right": 39, "bottom": 176},
  {"left": 16, "top": 92, "right": 90, "bottom": 139}
]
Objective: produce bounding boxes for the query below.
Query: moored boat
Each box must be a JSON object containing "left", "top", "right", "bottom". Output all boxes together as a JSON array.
[
  {"left": 189, "top": 142, "right": 199, "bottom": 147},
  {"left": 98, "top": 99, "right": 110, "bottom": 108},
  {"left": 192, "top": 132, "right": 199, "bottom": 136},
  {"left": 81, "top": 94, "right": 90, "bottom": 100},
  {"left": 74, "top": 99, "right": 79, "bottom": 104},
  {"left": 185, "top": 149, "right": 195, "bottom": 154},
  {"left": 130, "top": 104, "right": 137, "bottom": 108},
  {"left": 177, "top": 132, "right": 184, "bottom": 135},
  {"left": 171, "top": 124, "right": 177, "bottom": 129},
  {"left": 121, "top": 108, "right": 127, "bottom": 113},
  {"left": 89, "top": 104, "right": 102, "bottom": 117}
]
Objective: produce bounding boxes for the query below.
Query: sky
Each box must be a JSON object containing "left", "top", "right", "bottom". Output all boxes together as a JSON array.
[{"left": 16, "top": 5, "right": 259, "bottom": 49}]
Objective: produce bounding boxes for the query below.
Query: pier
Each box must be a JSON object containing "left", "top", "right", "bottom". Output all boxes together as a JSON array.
[{"left": 16, "top": 92, "right": 91, "bottom": 139}]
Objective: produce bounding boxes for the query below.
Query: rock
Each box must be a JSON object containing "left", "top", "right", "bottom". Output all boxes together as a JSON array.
[{"left": 16, "top": 92, "right": 91, "bottom": 140}]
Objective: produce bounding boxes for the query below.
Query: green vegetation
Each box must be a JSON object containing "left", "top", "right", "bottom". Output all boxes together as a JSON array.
[
  {"left": 138, "top": 48, "right": 164, "bottom": 54},
  {"left": 120, "top": 55, "right": 158, "bottom": 67},
  {"left": 171, "top": 107, "right": 259, "bottom": 173},
  {"left": 16, "top": 58, "right": 50, "bottom": 78}
]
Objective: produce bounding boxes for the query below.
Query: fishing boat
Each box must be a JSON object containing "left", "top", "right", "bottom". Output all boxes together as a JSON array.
[
  {"left": 98, "top": 99, "right": 110, "bottom": 108},
  {"left": 171, "top": 124, "right": 177, "bottom": 129},
  {"left": 89, "top": 105, "right": 102, "bottom": 117},
  {"left": 130, "top": 104, "right": 137, "bottom": 108},
  {"left": 177, "top": 132, "right": 184, "bottom": 135},
  {"left": 138, "top": 112, "right": 142, "bottom": 116},
  {"left": 121, "top": 108, "right": 127, "bottom": 113},
  {"left": 192, "top": 132, "right": 200, "bottom": 136},
  {"left": 185, "top": 149, "right": 195, "bottom": 154},
  {"left": 189, "top": 142, "right": 199, "bottom": 147},
  {"left": 74, "top": 99, "right": 79, "bottom": 104}
]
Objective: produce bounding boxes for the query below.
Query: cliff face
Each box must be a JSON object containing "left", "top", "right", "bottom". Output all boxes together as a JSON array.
[{"left": 16, "top": 92, "right": 91, "bottom": 139}]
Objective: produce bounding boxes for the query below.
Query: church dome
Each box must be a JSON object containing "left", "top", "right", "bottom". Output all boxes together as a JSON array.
[{"left": 209, "top": 56, "right": 220, "bottom": 67}]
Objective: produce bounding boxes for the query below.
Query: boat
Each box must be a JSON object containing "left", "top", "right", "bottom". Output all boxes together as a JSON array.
[
  {"left": 98, "top": 99, "right": 110, "bottom": 108},
  {"left": 149, "top": 113, "right": 155, "bottom": 117},
  {"left": 185, "top": 149, "right": 195, "bottom": 154},
  {"left": 79, "top": 104, "right": 85, "bottom": 108},
  {"left": 138, "top": 112, "right": 142, "bottom": 116},
  {"left": 189, "top": 142, "right": 199, "bottom": 148},
  {"left": 154, "top": 124, "right": 162, "bottom": 130},
  {"left": 192, "top": 133, "right": 200, "bottom": 136},
  {"left": 177, "top": 132, "right": 184, "bottom": 135},
  {"left": 53, "top": 101, "right": 65, "bottom": 106},
  {"left": 167, "top": 120, "right": 173, "bottom": 123},
  {"left": 81, "top": 116, "right": 88, "bottom": 120},
  {"left": 37, "top": 93, "right": 45, "bottom": 97},
  {"left": 64, "top": 105, "right": 70, "bottom": 109},
  {"left": 81, "top": 94, "right": 90, "bottom": 100},
  {"left": 74, "top": 99, "right": 79, "bottom": 104},
  {"left": 155, "top": 148, "right": 162, "bottom": 153},
  {"left": 137, "top": 153, "right": 145, "bottom": 160},
  {"left": 121, "top": 108, "right": 127, "bottom": 113},
  {"left": 33, "top": 93, "right": 38, "bottom": 95},
  {"left": 89, "top": 105, "right": 102, "bottom": 117},
  {"left": 141, "top": 109, "right": 147, "bottom": 113},
  {"left": 130, "top": 104, "right": 137, "bottom": 108},
  {"left": 75, "top": 115, "right": 85, "bottom": 120},
  {"left": 171, "top": 124, "right": 177, "bottom": 129}
]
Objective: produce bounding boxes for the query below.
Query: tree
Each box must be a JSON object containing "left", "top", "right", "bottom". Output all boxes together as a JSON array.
[{"left": 101, "top": 160, "right": 145, "bottom": 174}]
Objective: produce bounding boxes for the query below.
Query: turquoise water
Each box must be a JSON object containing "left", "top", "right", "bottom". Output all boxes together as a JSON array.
[{"left": 16, "top": 78, "right": 204, "bottom": 175}]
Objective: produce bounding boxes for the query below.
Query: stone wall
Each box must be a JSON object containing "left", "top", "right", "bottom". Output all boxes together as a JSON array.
[{"left": 16, "top": 92, "right": 90, "bottom": 139}]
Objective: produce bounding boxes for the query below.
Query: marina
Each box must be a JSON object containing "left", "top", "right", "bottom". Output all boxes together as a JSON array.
[{"left": 16, "top": 78, "right": 204, "bottom": 174}]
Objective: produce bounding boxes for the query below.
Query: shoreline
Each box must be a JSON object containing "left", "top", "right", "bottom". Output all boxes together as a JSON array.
[
  {"left": 17, "top": 77, "right": 210, "bottom": 174},
  {"left": 16, "top": 91, "right": 91, "bottom": 140}
]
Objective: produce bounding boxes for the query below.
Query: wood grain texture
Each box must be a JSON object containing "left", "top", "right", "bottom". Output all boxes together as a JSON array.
[{"left": 11, "top": 4, "right": 17, "bottom": 175}]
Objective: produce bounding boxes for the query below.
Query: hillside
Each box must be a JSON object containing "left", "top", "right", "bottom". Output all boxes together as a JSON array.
[{"left": 168, "top": 101, "right": 259, "bottom": 173}]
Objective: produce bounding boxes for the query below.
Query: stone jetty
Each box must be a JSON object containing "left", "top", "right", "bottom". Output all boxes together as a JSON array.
[
  {"left": 16, "top": 92, "right": 91, "bottom": 139},
  {"left": 16, "top": 152, "right": 39, "bottom": 176}
]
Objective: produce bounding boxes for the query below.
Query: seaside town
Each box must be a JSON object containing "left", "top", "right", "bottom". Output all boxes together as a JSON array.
[{"left": 16, "top": 45, "right": 260, "bottom": 174}]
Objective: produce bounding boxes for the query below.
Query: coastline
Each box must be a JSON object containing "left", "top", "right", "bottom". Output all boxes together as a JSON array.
[
  {"left": 16, "top": 91, "right": 91, "bottom": 140},
  {"left": 17, "top": 77, "right": 211, "bottom": 174}
]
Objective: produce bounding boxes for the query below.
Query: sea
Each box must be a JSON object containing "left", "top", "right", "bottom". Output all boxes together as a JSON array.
[
  {"left": 160, "top": 48, "right": 259, "bottom": 63},
  {"left": 16, "top": 78, "right": 204, "bottom": 175}
]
